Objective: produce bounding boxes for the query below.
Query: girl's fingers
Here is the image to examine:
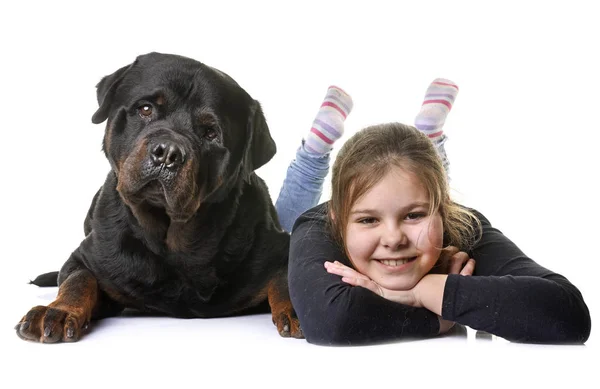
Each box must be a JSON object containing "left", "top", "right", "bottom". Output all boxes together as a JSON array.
[
  {"left": 325, "top": 261, "right": 371, "bottom": 281},
  {"left": 342, "top": 276, "right": 381, "bottom": 295},
  {"left": 448, "top": 252, "right": 470, "bottom": 274},
  {"left": 460, "top": 258, "right": 476, "bottom": 276},
  {"left": 439, "top": 246, "right": 459, "bottom": 270},
  {"left": 443, "top": 246, "right": 460, "bottom": 257},
  {"left": 325, "top": 261, "right": 380, "bottom": 294}
]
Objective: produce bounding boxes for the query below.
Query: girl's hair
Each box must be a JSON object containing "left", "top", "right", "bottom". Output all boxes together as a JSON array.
[{"left": 328, "top": 122, "right": 481, "bottom": 251}]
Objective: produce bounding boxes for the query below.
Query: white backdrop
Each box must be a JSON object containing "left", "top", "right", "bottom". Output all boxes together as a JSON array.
[{"left": 1, "top": 0, "right": 598, "bottom": 387}]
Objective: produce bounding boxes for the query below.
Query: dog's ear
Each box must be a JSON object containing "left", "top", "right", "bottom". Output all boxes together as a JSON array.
[
  {"left": 91, "top": 63, "right": 133, "bottom": 124},
  {"left": 244, "top": 100, "right": 276, "bottom": 172}
]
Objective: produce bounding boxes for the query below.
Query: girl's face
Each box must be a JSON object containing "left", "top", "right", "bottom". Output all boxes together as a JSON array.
[{"left": 344, "top": 166, "right": 443, "bottom": 291}]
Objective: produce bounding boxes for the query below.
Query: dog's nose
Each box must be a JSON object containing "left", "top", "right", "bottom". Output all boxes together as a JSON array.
[{"left": 150, "top": 142, "right": 186, "bottom": 169}]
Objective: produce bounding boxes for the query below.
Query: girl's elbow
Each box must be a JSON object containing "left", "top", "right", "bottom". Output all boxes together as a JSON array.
[
  {"left": 297, "top": 310, "right": 355, "bottom": 346},
  {"left": 564, "top": 307, "right": 591, "bottom": 344},
  {"left": 525, "top": 306, "right": 591, "bottom": 344},
  {"left": 554, "top": 298, "right": 591, "bottom": 344}
]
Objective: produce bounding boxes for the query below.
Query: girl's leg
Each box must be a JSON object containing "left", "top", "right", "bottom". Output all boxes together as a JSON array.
[
  {"left": 414, "top": 78, "right": 459, "bottom": 180},
  {"left": 275, "top": 86, "right": 353, "bottom": 232}
]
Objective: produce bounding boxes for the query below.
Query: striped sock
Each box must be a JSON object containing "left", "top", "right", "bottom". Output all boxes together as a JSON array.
[
  {"left": 414, "top": 78, "right": 459, "bottom": 143},
  {"left": 304, "top": 86, "right": 353, "bottom": 155},
  {"left": 414, "top": 78, "right": 459, "bottom": 178}
]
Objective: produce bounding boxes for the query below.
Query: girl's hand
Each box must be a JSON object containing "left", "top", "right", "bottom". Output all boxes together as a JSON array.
[
  {"left": 433, "top": 246, "right": 476, "bottom": 276},
  {"left": 447, "top": 249, "right": 476, "bottom": 276},
  {"left": 324, "top": 260, "right": 382, "bottom": 294},
  {"left": 323, "top": 261, "right": 419, "bottom": 306}
]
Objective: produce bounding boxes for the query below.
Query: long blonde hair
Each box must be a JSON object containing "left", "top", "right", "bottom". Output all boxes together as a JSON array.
[{"left": 328, "top": 122, "right": 481, "bottom": 251}]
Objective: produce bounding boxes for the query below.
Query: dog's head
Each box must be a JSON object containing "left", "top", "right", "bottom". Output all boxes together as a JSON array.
[{"left": 92, "top": 52, "right": 275, "bottom": 222}]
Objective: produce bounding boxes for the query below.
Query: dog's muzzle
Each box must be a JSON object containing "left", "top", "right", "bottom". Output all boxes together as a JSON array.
[{"left": 118, "top": 131, "right": 199, "bottom": 217}]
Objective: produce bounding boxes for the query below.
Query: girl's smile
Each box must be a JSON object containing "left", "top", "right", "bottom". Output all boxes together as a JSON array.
[{"left": 374, "top": 256, "right": 418, "bottom": 271}]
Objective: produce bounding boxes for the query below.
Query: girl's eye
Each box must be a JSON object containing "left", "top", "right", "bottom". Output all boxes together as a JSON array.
[
  {"left": 204, "top": 128, "right": 218, "bottom": 140},
  {"left": 138, "top": 104, "right": 153, "bottom": 117},
  {"left": 358, "top": 217, "right": 377, "bottom": 224},
  {"left": 406, "top": 212, "right": 426, "bottom": 220}
]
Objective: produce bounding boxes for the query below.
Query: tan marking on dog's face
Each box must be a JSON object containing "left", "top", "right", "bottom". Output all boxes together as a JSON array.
[
  {"left": 116, "top": 139, "right": 149, "bottom": 203},
  {"left": 166, "top": 158, "right": 201, "bottom": 220},
  {"left": 198, "top": 111, "right": 218, "bottom": 127}
]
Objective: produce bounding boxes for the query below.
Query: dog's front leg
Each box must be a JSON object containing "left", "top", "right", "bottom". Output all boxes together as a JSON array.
[
  {"left": 267, "top": 271, "right": 304, "bottom": 339},
  {"left": 15, "top": 268, "right": 99, "bottom": 343}
]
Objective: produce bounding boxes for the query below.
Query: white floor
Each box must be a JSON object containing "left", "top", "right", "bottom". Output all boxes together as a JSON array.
[{"left": 2, "top": 282, "right": 596, "bottom": 389}]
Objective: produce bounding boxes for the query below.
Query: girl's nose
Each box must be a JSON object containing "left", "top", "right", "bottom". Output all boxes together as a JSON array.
[{"left": 381, "top": 223, "right": 407, "bottom": 249}]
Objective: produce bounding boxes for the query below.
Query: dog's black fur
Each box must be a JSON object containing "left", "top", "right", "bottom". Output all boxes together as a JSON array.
[{"left": 16, "top": 52, "right": 302, "bottom": 342}]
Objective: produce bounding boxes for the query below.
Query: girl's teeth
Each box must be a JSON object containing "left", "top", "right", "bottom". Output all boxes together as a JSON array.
[{"left": 381, "top": 258, "right": 409, "bottom": 266}]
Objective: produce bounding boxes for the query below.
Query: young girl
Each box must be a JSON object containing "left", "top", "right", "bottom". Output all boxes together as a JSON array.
[{"left": 279, "top": 83, "right": 591, "bottom": 346}]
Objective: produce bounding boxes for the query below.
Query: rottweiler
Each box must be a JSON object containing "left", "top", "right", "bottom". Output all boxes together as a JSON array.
[{"left": 15, "top": 52, "right": 303, "bottom": 342}]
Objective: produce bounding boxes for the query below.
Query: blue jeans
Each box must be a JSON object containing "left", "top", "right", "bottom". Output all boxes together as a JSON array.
[
  {"left": 275, "top": 141, "right": 330, "bottom": 233},
  {"left": 435, "top": 134, "right": 450, "bottom": 180}
]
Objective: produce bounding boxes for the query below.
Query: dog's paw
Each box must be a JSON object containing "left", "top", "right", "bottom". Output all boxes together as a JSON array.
[
  {"left": 271, "top": 305, "right": 304, "bottom": 339},
  {"left": 15, "top": 305, "right": 90, "bottom": 343}
]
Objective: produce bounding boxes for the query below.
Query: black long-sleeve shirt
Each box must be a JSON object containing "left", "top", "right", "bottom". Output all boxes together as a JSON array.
[{"left": 288, "top": 202, "right": 591, "bottom": 345}]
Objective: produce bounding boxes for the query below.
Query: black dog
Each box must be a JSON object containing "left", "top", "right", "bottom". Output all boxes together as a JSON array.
[{"left": 15, "top": 52, "right": 302, "bottom": 342}]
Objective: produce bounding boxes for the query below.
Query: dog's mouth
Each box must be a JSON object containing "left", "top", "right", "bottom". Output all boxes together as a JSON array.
[
  {"left": 140, "top": 178, "right": 202, "bottom": 222},
  {"left": 139, "top": 179, "right": 168, "bottom": 207},
  {"left": 119, "top": 173, "right": 203, "bottom": 223},
  {"left": 114, "top": 133, "right": 230, "bottom": 224}
]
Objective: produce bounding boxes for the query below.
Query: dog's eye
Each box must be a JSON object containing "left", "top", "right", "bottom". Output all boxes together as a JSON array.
[
  {"left": 204, "top": 128, "right": 218, "bottom": 140},
  {"left": 138, "top": 104, "right": 153, "bottom": 117}
]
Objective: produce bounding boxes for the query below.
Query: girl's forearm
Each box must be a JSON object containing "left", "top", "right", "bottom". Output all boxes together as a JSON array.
[{"left": 415, "top": 274, "right": 448, "bottom": 316}]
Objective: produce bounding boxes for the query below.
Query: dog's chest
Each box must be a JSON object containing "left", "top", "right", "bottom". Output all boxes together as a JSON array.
[{"left": 94, "top": 234, "right": 259, "bottom": 316}]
